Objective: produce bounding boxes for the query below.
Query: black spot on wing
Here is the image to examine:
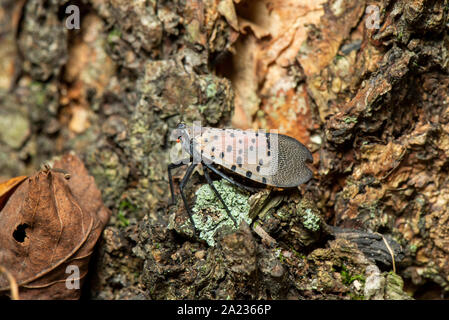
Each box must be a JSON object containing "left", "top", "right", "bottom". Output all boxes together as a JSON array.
[{"left": 246, "top": 171, "right": 252, "bottom": 178}]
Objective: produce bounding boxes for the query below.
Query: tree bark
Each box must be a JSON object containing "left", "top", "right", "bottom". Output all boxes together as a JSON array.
[{"left": 0, "top": 0, "right": 448, "bottom": 300}]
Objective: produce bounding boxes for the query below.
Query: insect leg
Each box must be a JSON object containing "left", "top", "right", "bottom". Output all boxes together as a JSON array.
[
  {"left": 202, "top": 162, "right": 262, "bottom": 193},
  {"left": 179, "top": 163, "right": 199, "bottom": 235},
  {"left": 203, "top": 166, "right": 238, "bottom": 227},
  {"left": 168, "top": 159, "right": 190, "bottom": 205}
]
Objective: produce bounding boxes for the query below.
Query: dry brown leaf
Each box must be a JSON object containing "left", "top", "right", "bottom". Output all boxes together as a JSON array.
[
  {"left": 0, "top": 175, "right": 27, "bottom": 211},
  {"left": 0, "top": 265, "right": 19, "bottom": 300},
  {"left": 0, "top": 153, "right": 110, "bottom": 299}
]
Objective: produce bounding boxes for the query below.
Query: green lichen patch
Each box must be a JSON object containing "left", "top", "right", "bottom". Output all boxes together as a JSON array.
[
  {"left": 385, "top": 272, "right": 412, "bottom": 300},
  {"left": 297, "top": 198, "right": 322, "bottom": 232},
  {"left": 117, "top": 198, "right": 138, "bottom": 227},
  {"left": 302, "top": 208, "right": 321, "bottom": 232},
  {"left": 339, "top": 264, "right": 366, "bottom": 286},
  {"left": 343, "top": 116, "right": 358, "bottom": 124},
  {"left": 191, "top": 179, "right": 251, "bottom": 246},
  {"left": 107, "top": 28, "right": 122, "bottom": 44}
]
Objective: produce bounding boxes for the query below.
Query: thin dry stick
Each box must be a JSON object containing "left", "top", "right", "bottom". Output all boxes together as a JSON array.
[
  {"left": 252, "top": 223, "right": 277, "bottom": 247},
  {"left": 42, "top": 163, "right": 71, "bottom": 179},
  {"left": 379, "top": 234, "right": 396, "bottom": 273},
  {"left": 0, "top": 265, "right": 19, "bottom": 300}
]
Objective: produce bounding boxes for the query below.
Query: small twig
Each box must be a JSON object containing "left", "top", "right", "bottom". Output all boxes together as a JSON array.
[
  {"left": 0, "top": 265, "right": 19, "bottom": 300},
  {"left": 51, "top": 168, "right": 71, "bottom": 180},
  {"left": 252, "top": 223, "right": 277, "bottom": 247},
  {"left": 42, "top": 163, "right": 71, "bottom": 179},
  {"left": 378, "top": 233, "right": 396, "bottom": 273}
]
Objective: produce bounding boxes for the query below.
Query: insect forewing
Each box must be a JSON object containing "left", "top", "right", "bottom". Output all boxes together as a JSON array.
[{"left": 194, "top": 128, "right": 306, "bottom": 187}]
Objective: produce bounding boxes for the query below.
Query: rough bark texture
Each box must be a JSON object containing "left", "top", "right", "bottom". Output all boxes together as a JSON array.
[{"left": 1, "top": 0, "right": 448, "bottom": 299}]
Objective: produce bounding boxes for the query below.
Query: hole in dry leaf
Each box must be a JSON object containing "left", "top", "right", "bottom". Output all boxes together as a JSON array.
[{"left": 13, "top": 224, "right": 29, "bottom": 243}]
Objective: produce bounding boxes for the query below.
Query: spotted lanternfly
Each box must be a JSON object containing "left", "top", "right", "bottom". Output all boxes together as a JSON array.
[{"left": 168, "top": 123, "right": 313, "bottom": 234}]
